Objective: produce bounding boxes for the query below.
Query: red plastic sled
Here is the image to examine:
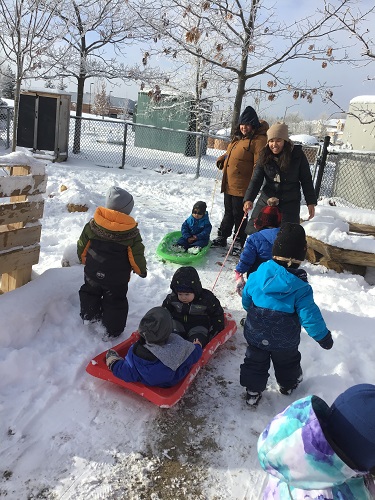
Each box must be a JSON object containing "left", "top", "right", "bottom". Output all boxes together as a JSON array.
[{"left": 86, "top": 313, "right": 237, "bottom": 407}]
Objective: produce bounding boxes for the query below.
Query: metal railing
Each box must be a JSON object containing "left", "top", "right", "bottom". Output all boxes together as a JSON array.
[
  {"left": 68, "top": 116, "right": 218, "bottom": 178},
  {"left": 1, "top": 111, "right": 375, "bottom": 210}
]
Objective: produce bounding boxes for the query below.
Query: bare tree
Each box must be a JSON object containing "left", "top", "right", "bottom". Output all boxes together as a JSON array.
[
  {"left": 42, "top": 0, "right": 159, "bottom": 152},
  {"left": 131, "top": 0, "right": 365, "bottom": 134},
  {"left": 92, "top": 81, "right": 109, "bottom": 117},
  {"left": 324, "top": 3, "right": 375, "bottom": 123},
  {"left": 0, "top": 0, "right": 63, "bottom": 150}
]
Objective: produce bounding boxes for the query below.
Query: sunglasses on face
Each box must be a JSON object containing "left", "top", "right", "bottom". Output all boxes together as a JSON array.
[{"left": 192, "top": 210, "right": 203, "bottom": 215}]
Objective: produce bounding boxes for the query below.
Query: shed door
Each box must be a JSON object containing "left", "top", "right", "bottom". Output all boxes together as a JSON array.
[
  {"left": 17, "top": 94, "right": 36, "bottom": 148},
  {"left": 36, "top": 96, "right": 57, "bottom": 151}
]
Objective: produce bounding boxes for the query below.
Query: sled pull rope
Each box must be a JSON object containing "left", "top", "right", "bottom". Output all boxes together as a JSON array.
[
  {"left": 209, "top": 167, "right": 222, "bottom": 218},
  {"left": 211, "top": 215, "right": 246, "bottom": 292}
]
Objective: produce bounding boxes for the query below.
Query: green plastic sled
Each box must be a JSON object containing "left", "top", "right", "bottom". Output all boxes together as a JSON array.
[{"left": 156, "top": 231, "right": 211, "bottom": 265}]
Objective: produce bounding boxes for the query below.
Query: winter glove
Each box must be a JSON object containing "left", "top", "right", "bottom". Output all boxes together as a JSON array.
[
  {"left": 139, "top": 272, "right": 147, "bottom": 278},
  {"left": 318, "top": 331, "right": 333, "bottom": 350},
  {"left": 234, "top": 270, "right": 246, "bottom": 297},
  {"left": 216, "top": 155, "right": 227, "bottom": 170},
  {"left": 106, "top": 349, "right": 123, "bottom": 370}
]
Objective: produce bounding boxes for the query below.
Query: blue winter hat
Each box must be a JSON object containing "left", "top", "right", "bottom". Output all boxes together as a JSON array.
[
  {"left": 327, "top": 384, "right": 375, "bottom": 471},
  {"left": 238, "top": 106, "right": 260, "bottom": 128}
]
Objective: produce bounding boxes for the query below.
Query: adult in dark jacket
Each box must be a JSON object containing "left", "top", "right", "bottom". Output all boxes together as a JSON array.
[
  {"left": 243, "top": 122, "right": 317, "bottom": 236},
  {"left": 106, "top": 307, "right": 202, "bottom": 388},
  {"left": 212, "top": 106, "right": 269, "bottom": 254},
  {"left": 162, "top": 266, "right": 225, "bottom": 347}
]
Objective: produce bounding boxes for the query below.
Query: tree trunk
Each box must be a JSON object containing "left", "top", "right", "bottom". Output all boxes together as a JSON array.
[
  {"left": 11, "top": 76, "right": 22, "bottom": 152},
  {"left": 73, "top": 76, "right": 85, "bottom": 154},
  {"left": 230, "top": 0, "right": 258, "bottom": 135},
  {"left": 231, "top": 73, "right": 246, "bottom": 136}
]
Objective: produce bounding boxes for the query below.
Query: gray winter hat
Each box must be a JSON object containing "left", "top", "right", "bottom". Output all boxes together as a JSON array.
[
  {"left": 106, "top": 186, "right": 134, "bottom": 215},
  {"left": 138, "top": 307, "right": 173, "bottom": 345}
]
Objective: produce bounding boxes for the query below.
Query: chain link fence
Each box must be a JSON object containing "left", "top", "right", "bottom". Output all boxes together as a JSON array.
[
  {"left": 316, "top": 150, "right": 375, "bottom": 210},
  {"left": 69, "top": 116, "right": 218, "bottom": 178},
  {"left": 1, "top": 111, "right": 374, "bottom": 210},
  {"left": 0, "top": 106, "right": 12, "bottom": 150}
]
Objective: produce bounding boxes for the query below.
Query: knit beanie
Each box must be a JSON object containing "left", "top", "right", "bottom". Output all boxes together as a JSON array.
[
  {"left": 272, "top": 223, "right": 307, "bottom": 265},
  {"left": 106, "top": 186, "right": 134, "bottom": 215},
  {"left": 238, "top": 106, "right": 260, "bottom": 128},
  {"left": 267, "top": 122, "right": 290, "bottom": 142},
  {"left": 171, "top": 266, "right": 202, "bottom": 295},
  {"left": 254, "top": 204, "right": 282, "bottom": 230},
  {"left": 326, "top": 384, "right": 375, "bottom": 471},
  {"left": 192, "top": 201, "right": 207, "bottom": 215},
  {"left": 138, "top": 307, "right": 173, "bottom": 345}
]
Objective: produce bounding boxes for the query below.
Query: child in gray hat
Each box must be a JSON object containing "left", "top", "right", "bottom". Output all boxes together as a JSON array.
[
  {"left": 106, "top": 307, "right": 202, "bottom": 387},
  {"left": 78, "top": 186, "right": 147, "bottom": 340}
]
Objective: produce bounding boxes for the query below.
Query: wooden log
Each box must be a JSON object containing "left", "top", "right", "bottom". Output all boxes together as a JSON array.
[
  {"left": 0, "top": 224, "right": 42, "bottom": 251},
  {"left": 0, "top": 246, "right": 40, "bottom": 275},
  {"left": 318, "top": 258, "right": 366, "bottom": 277},
  {"left": 348, "top": 222, "right": 375, "bottom": 236},
  {"left": 0, "top": 201, "right": 44, "bottom": 226},
  {"left": 306, "top": 235, "right": 375, "bottom": 267}
]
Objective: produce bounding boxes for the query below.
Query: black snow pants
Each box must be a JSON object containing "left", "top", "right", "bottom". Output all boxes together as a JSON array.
[{"left": 79, "top": 274, "right": 129, "bottom": 336}]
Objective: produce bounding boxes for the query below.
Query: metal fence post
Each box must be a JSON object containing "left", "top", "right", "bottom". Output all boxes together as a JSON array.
[
  {"left": 120, "top": 122, "right": 128, "bottom": 169},
  {"left": 314, "top": 135, "right": 331, "bottom": 198},
  {"left": 7, "top": 108, "right": 11, "bottom": 149},
  {"left": 195, "top": 133, "right": 203, "bottom": 179}
]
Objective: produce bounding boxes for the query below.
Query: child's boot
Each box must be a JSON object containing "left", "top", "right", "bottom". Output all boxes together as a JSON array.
[
  {"left": 246, "top": 390, "right": 262, "bottom": 407},
  {"left": 279, "top": 372, "right": 303, "bottom": 395}
]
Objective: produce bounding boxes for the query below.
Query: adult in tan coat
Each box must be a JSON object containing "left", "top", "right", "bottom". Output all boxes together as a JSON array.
[{"left": 212, "top": 106, "right": 268, "bottom": 255}]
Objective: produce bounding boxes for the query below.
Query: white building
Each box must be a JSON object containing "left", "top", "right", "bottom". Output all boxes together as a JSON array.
[{"left": 341, "top": 96, "right": 375, "bottom": 151}]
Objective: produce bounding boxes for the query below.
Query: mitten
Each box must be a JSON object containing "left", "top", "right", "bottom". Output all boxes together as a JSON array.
[
  {"left": 216, "top": 155, "right": 227, "bottom": 170},
  {"left": 318, "top": 331, "right": 333, "bottom": 350},
  {"left": 234, "top": 270, "right": 246, "bottom": 297},
  {"left": 106, "top": 349, "right": 123, "bottom": 370},
  {"left": 139, "top": 272, "right": 147, "bottom": 278}
]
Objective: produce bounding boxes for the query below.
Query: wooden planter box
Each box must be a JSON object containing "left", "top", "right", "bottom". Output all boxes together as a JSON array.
[{"left": 0, "top": 163, "right": 47, "bottom": 293}]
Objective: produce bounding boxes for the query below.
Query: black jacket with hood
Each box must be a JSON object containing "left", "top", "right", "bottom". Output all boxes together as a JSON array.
[{"left": 162, "top": 267, "right": 225, "bottom": 338}]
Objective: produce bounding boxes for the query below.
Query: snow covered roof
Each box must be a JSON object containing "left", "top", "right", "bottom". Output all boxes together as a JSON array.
[
  {"left": 290, "top": 134, "right": 319, "bottom": 145},
  {"left": 349, "top": 95, "right": 375, "bottom": 104}
]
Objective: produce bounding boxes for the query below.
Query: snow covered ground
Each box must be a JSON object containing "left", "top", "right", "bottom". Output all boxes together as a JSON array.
[{"left": 0, "top": 150, "right": 375, "bottom": 499}]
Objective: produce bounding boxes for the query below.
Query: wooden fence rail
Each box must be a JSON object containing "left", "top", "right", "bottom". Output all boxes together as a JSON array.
[{"left": 0, "top": 163, "right": 46, "bottom": 293}]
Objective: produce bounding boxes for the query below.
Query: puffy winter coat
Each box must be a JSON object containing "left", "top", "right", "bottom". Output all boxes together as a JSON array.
[
  {"left": 258, "top": 395, "right": 375, "bottom": 499},
  {"left": 112, "top": 341, "right": 202, "bottom": 388},
  {"left": 77, "top": 207, "right": 147, "bottom": 284},
  {"left": 218, "top": 121, "right": 269, "bottom": 197},
  {"left": 242, "top": 260, "right": 328, "bottom": 350},
  {"left": 180, "top": 212, "right": 212, "bottom": 247},
  {"left": 235, "top": 227, "right": 280, "bottom": 275},
  {"left": 163, "top": 266, "right": 225, "bottom": 338},
  {"left": 244, "top": 144, "right": 317, "bottom": 207}
]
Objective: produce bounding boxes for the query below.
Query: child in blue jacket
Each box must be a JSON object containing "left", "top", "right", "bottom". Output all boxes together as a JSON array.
[
  {"left": 235, "top": 198, "right": 281, "bottom": 296},
  {"left": 105, "top": 307, "right": 202, "bottom": 387},
  {"left": 241, "top": 223, "right": 333, "bottom": 406},
  {"left": 173, "top": 201, "right": 212, "bottom": 254}
]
